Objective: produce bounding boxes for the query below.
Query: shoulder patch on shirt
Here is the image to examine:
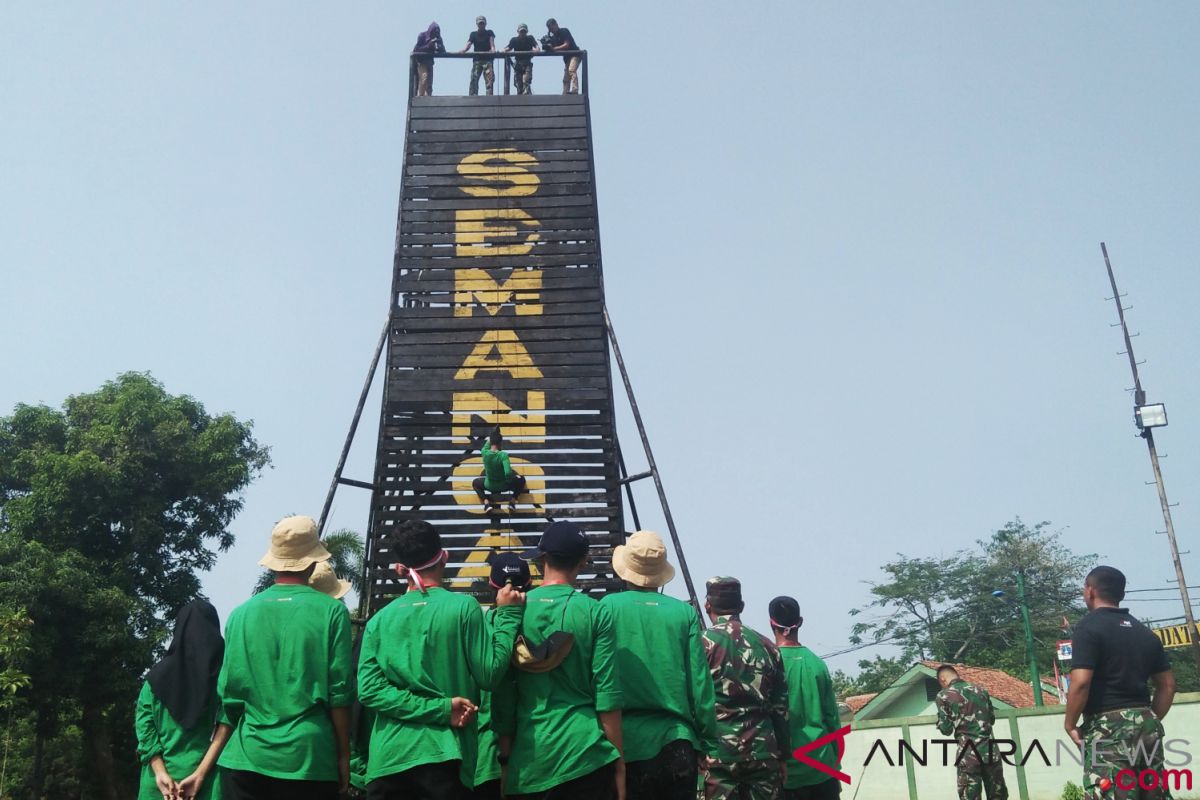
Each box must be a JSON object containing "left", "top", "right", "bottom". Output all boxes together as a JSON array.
[{"left": 1120, "top": 620, "right": 1132, "bottom": 627}]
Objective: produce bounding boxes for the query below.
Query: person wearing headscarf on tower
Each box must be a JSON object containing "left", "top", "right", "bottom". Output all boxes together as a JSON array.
[
  {"left": 134, "top": 599, "right": 231, "bottom": 800},
  {"left": 412, "top": 22, "right": 445, "bottom": 96}
]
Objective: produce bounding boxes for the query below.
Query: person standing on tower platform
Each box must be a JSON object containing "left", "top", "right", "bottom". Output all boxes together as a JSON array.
[
  {"left": 701, "top": 576, "right": 789, "bottom": 800},
  {"left": 601, "top": 531, "right": 718, "bottom": 800},
  {"left": 1065, "top": 565, "right": 1176, "bottom": 800},
  {"left": 768, "top": 597, "right": 842, "bottom": 800},
  {"left": 473, "top": 431, "right": 527, "bottom": 514},
  {"left": 504, "top": 23, "right": 539, "bottom": 95},
  {"left": 412, "top": 22, "right": 445, "bottom": 97},
  {"left": 934, "top": 665, "right": 1008, "bottom": 800},
  {"left": 543, "top": 19, "right": 580, "bottom": 94},
  {"left": 460, "top": 16, "right": 496, "bottom": 96}
]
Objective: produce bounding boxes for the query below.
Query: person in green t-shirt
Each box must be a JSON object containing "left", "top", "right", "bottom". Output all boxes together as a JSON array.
[
  {"left": 601, "top": 531, "right": 717, "bottom": 800},
  {"left": 217, "top": 515, "right": 353, "bottom": 800},
  {"left": 769, "top": 596, "right": 842, "bottom": 800},
  {"left": 358, "top": 520, "right": 526, "bottom": 799},
  {"left": 701, "top": 576, "right": 789, "bottom": 800},
  {"left": 492, "top": 520, "right": 625, "bottom": 799},
  {"left": 134, "top": 599, "right": 231, "bottom": 800},
  {"left": 472, "top": 552, "right": 534, "bottom": 799},
  {"left": 472, "top": 431, "right": 527, "bottom": 513}
]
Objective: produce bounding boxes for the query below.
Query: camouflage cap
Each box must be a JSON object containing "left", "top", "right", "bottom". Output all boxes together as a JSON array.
[{"left": 706, "top": 575, "right": 742, "bottom": 606}]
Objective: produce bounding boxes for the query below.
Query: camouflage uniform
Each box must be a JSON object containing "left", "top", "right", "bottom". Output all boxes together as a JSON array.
[
  {"left": 701, "top": 577, "right": 789, "bottom": 800},
  {"left": 1082, "top": 707, "right": 1170, "bottom": 800},
  {"left": 935, "top": 678, "right": 1008, "bottom": 800}
]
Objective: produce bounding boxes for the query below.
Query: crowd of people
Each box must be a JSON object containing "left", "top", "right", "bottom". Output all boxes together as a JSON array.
[
  {"left": 134, "top": 515, "right": 841, "bottom": 800},
  {"left": 134, "top": 516, "right": 1178, "bottom": 800},
  {"left": 411, "top": 18, "right": 581, "bottom": 97}
]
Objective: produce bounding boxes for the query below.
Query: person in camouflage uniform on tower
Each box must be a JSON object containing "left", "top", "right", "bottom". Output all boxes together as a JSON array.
[
  {"left": 701, "top": 577, "right": 790, "bottom": 800},
  {"left": 935, "top": 665, "right": 1009, "bottom": 800}
]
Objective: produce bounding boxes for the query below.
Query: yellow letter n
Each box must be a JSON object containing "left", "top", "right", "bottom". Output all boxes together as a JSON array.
[{"left": 451, "top": 391, "right": 546, "bottom": 444}]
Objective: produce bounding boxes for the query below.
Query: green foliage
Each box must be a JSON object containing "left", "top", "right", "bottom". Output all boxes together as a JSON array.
[
  {"left": 1165, "top": 647, "right": 1200, "bottom": 693},
  {"left": 252, "top": 528, "right": 366, "bottom": 595},
  {"left": 848, "top": 519, "right": 1092, "bottom": 685},
  {"left": 1061, "top": 780, "right": 1084, "bottom": 800},
  {"left": 0, "top": 372, "right": 270, "bottom": 798},
  {"left": 832, "top": 655, "right": 910, "bottom": 697}
]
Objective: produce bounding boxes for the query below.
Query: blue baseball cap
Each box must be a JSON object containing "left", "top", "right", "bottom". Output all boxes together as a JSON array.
[
  {"left": 520, "top": 520, "right": 589, "bottom": 562},
  {"left": 489, "top": 552, "right": 532, "bottom": 589}
]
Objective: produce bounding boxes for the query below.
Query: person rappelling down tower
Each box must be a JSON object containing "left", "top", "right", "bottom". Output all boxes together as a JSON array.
[{"left": 473, "top": 430, "right": 527, "bottom": 514}]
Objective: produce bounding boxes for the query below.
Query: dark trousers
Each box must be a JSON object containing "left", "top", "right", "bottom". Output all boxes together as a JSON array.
[
  {"left": 511, "top": 761, "right": 616, "bottom": 800},
  {"left": 627, "top": 740, "right": 698, "bottom": 800},
  {"left": 783, "top": 778, "right": 842, "bottom": 800},
  {"left": 473, "top": 473, "right": 527, "bottom": 503},
  {"left": 471, "top": 778, "right": 501, "bottom": 799},
  {"left": 367, "top": 760, "right": 466, "bottom": 800},
  {"left": 221, "top": 769, "right": 339, "bottom": 800}
]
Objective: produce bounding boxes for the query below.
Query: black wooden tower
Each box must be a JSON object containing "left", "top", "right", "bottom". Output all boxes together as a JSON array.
[{"left": 360, "top": 54, "right": 627, "bottom": 612}]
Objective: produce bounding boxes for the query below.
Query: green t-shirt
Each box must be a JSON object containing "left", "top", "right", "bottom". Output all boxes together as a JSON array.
[
  {"left": 600, "top": 590, "right": 717, "bottom": 762},
  {"left": 481, "top": 445, "right": 512, "bottom": 491},
  {"left": 493, "top": 584, "right": 622, "bottom": 794},
  {"left": 474, "top": 608, "right": 504, "bottom": 788},
  {"left": 216, "top": 583, "right": 352, "bottom": 781},
  {"left": 134, "top": 681, "right": 222, "bottom": 800},
  {"left": 779, "top": 645, "right": 841, "bottom": 788},
  {"left": 357, "top": 587, "right": 521, "bottom": 786}
]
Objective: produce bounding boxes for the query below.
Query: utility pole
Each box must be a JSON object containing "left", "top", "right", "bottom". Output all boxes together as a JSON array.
[
  {"left": 1102, "top": 242, "right": 1200, "bottom": 670},
  {"left": 1015, "top": 571, "right": 1045, "bottom": 707}
]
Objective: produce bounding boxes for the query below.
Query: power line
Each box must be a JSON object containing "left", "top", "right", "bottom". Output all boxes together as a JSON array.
[{"left": 1126, "top": 585, "right": 1200, "bottom": 594}]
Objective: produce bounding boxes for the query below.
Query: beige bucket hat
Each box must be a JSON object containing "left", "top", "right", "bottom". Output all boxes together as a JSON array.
[
  {"left": 258, "top": 515, "right": 332, "bottom": 572},
  {"left": 309, "top": 561, "right": 351, "bottom": 600},
  {"left": 612, "top": 530, "right": 675, "bottom": 588}
]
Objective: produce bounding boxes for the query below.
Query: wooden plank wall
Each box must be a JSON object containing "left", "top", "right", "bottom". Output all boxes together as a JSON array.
[{"left": 365, "top": 94, "right": 624, "bottom": 612}]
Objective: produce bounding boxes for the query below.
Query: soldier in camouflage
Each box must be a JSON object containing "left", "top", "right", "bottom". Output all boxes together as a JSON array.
[
  {"left": 701, "top": 576, "right": 790, "bottom": 800},
  {"left": 1065, "top": 566, "right": 1176, "bottom": 800},
  {"left": 934, "top": 665, "right": 1009, "bottom": 800}
]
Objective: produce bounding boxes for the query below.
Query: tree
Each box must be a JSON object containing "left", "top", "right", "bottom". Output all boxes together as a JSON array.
[
  {"left": 832, "top": 655, "right": 908, "bottom": 698},
  {"left": 0, "top": 607, "right": 32, "bottom": 799},
  {"left": 848, "top": 519, "right": 1093, "bottom": 687},
  {"left": 0, "top": 372, "right": 269, "bottom": 799},
  {"left": 252, "top": 528, "right": 365, "bottom": 596}
]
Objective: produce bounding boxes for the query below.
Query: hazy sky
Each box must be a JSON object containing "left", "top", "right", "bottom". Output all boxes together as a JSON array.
[{"left": 3, "top": 2, "right": 1198, "bottom": 674}]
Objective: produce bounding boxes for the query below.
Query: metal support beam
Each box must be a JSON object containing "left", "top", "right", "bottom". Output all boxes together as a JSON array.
[
  {"left": 318, "top": 318, "right": 389, "bottom": 536},
  {"left": 605, "top": 307, "right": 701, "bottom": 618}
]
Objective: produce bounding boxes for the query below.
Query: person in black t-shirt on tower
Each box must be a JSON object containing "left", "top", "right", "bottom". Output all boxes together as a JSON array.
[
  {"left": 459, "top": 16, "right": 496, "bottom": 96},
  {"left": 1064, "top": 565, "right": 1177, "bottom": 799},
  {"left": 542, "top": 19, "right": 580, "bottom": 95},
  {"left": 504, "top": 23, "right": 539, "bottom": 95}
]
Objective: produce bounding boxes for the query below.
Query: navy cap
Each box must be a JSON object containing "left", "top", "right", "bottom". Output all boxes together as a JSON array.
[
  {"left": 520, "top": 520, "right": 589, "bottom": 562},
  {"left": 769, "top": 595, "right": 801, "bottom": 628},
  {"left": 489, "top": 552, "right": 532, "bottom": 589}
]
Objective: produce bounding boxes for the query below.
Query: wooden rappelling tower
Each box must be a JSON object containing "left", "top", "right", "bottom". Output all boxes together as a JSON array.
[{"left": 360, "top": 53, "right": 629, "bottom": 612}]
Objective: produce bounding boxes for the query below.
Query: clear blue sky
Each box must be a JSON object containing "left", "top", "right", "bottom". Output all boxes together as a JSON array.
[{"left": 3, "top": 2, "right": 1198, "bottom": 674}]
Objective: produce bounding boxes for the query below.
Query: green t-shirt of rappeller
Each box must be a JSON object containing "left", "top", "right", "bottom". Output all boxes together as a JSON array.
[
  {"left": 600, "top": 590, "right": 717, "bottom": 762},
  {"left": 780, "top": 645, "right": 842, "bottom": 789},
  {"left": 492, "top": 584, "right": 623, "bottom": 795},
  {"left": 216, "top": 583, "right": 353, "bottom": 781},
  {"left": 357, "top": 587, "right": 521, "bottom": 786}
]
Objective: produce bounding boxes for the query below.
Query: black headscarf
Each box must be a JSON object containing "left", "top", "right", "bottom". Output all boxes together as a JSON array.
[{"left": 147, "top": 599, "right": 225, "bottom": 730}]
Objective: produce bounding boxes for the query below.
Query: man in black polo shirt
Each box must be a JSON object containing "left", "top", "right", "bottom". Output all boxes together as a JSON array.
[
  {"left": 543, "top": 19, "right": 580, "bottom": 94},
  {"left": 459, "top": 16, "right": 495, "bottom": 96},
  {"left": 504, "top": 23, "right": 539, "bottom": 95},
  {"left": 1064, "top": 566, "right": 1176, "bottom": 799}
]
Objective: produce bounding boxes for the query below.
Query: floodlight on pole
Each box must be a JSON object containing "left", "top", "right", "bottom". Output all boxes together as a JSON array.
[{"left": 1135, "top": 403, "right": 1168, "bottom": 430}]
